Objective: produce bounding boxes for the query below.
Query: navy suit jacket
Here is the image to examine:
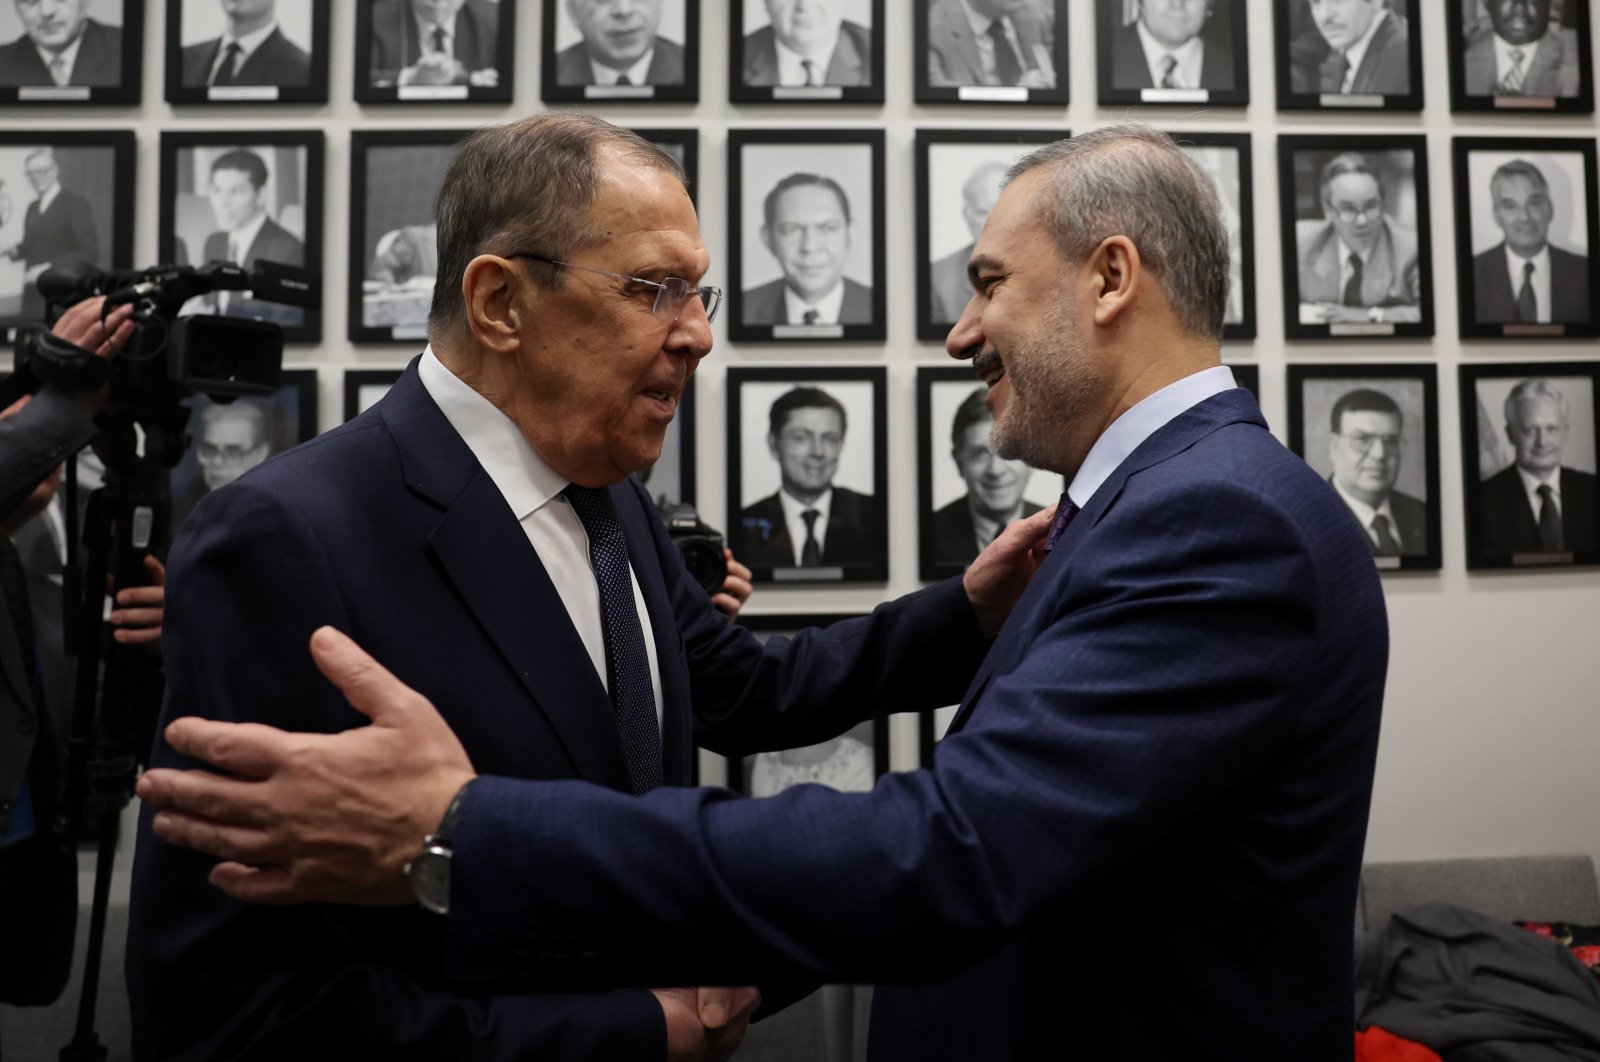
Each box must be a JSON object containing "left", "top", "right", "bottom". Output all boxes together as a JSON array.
[
  {"left": 554, "top": 36, "right": 684, "bottom": 85},
  {"left": 0, "top": 18, "right": 121, "bottom": 86},
  {"left": 1109, "top": 19, "right": 1234, "bottom": 90},
  {"left": 127, "top": 362, "right": 988, "bottom": 1058},
  {"left": 1471, "top": 243, "right": 1590, "bottom": 324},
  {"left": 440, "top": 387, "right": 1389, "bottom": 1060},
  {"left": 1477, "top": 464, "right": 1600, "bottom": 553},
  {"left": 736, "top": 486, "right": 879, "bottom": 568},
  {"left": 181, "top": 26, "right": 311, "bottom": 87}
]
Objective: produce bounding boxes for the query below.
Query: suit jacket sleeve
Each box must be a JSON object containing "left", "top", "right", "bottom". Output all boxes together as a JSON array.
[
  {"left": 446, "top": 474, "right": 1344, "bottom": 988},
  {"left": 0, "top": 387, "right": 95, "bottom": 516},
  {"left": 127, "top": 480, "right": 664, "bottom": 1060}
]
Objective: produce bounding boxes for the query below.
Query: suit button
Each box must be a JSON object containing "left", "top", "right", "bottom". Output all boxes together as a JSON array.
[{"left": 16, "top": 716, "right": 35, "bottom": 735}]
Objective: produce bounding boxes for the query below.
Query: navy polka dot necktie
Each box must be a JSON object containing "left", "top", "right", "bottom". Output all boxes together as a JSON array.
[{"left": 563, "top": 485, "right": 662, "bottom": 794}]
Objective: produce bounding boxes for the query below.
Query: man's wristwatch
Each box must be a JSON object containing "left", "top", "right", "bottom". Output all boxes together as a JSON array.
[{"left": 406, "top": 780, "right": 475, "bottom": 915}]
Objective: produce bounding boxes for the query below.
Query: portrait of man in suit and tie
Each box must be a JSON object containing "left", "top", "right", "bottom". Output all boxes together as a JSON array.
[
  {"left": 0, "top": 146, "right": 100, "bottom": 323},
  {"left": 175, "top": 0, "right": 313, "bottom": 93},
  {"left": 741, "top": 168, "right": 873, "bottom": 330},
  {"left": 1471, "top": 374, "right": 1600, "bottom": 560},
  {"left": 550, "top": 0, "right": 687, "bottom": 92},
  {"left": 1285, "top": 0, "right": 1414, "bottom": 101},
  {"left": 168, "top": 379, "right": 314, "bottom": 530},
  {"left": 927, "top": 385, "right": 1044, "bottom": 572},
  {"left": 1288, "top": 144, "right": 1427, "bottom": 331},
  {"left": 1309, "top": 383, "right": 1433, "bottom": 560},
  {"left": 367, "top": 0, "right": 502, "bottom": 90},
  {"left": 1104, "top": 0, "right": 1243, "bottom": 100},
  {"left": 923, "top": 0, "right": 1057, "bottom": 90},
  {"left": 738, "top": 0, "right": 877, "bottom": 95},
  {"left": 0, "top": 0, "right": 122, "bottom": 88},
  {"left": 1464, "top": 152, "right": 1593, "bottom": 329},
  {"left": 1457, "top": 0, "right": 1588, "bottom": 102}
]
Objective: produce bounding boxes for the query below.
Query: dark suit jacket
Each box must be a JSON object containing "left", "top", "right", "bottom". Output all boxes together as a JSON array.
[
  {"left": 126, "top": 363, "right": 989, "bottom": 1058},
  {"left": 1332, "top": 481, "right": 1428, "bottom": 556},
  {"left": 1464, "top": 27, "right": 1582, "bottom": 97},
  {"left": 926, "top": 0, "right": 1053, "bottom": 87},
  {"left": 441, "top": 388, "right": 1389, "bottom": 1061},
  {"left": 17, "top": 188, "right": 97, "bottom": 270},
  {"left": 1109, "top": 19, "right": 1234, "bottom": 90},
  {"left": 181, "top": 26, "right": 312, "bottom": 87},
  {"left": 743, "top": 21, "right": 872, "bottom": 87},
  {"left": 202, "top": 215, "right": 305, "bottom": 328},
  {"left": 370, "top": 0, "right": 498, "bottom": 85},
  {"left": 931, "top": 495, "right": 1043, "bottom": 569},
  {"left": 1290, "top": 11, "right": 1409, "bottom": 95},
  {"left": 0, "top": 18, "right": 121, "bottom": 87},
  {"left": 554, "top": 36, "right": 684, "bottom": 85},
  {"left": 737, "top": 486, "right": 878, "bottom": 568},
  {"left": 741, "top": 277, "right": 872, "bottom": 327},
  {"left": 1296, "top": 218, "right": 1421, "bottom": 314},
  {"left": 1471, "top": 243, "right": 1590, "bottom": 324},
  {"left": 1477, "top": 464, "right": 1600, "bottom": 553}
]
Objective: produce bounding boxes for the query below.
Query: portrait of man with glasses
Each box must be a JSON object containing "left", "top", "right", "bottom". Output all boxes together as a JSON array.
[{"left": 1293, "top": 149, "right": 1422, "bottom": 326}]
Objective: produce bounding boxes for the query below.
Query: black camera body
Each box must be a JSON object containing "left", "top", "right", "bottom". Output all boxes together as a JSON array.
[{"left": 660, "top": 503, "right": 727, "bottom": 596}]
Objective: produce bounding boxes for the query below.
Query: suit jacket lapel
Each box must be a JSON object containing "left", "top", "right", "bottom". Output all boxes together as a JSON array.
[{"left": 381, "top": 365, "right": 632, "bottom": 790}]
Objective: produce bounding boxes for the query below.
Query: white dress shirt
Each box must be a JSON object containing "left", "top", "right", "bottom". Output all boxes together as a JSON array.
[
  {"left": 773, "top": 29, "right": 840, "bottom": 86},
  {"left": 206, "top": 19, "right": 281, "bottom": 82},
  {"left": 417, "top": 348, "right": 664, "bottom": 727},
  {"left": 777, "top": 487, "right": 834, "bottom": 565},
  {"left": 1502, "top": 244, "right": 1553, "bottom": 322},
  {"left": 782, "top": 281, "right": 845, "bottom": 325},
  {"left": 957, "top": 0, "right": 1027, "bottom": 82},
  {"left": 1493, "top": 32, "right": 1544, "bottom": 88},
  {"left": 1516, "top": 465, "right": 1563, "bottom": 523},
  {"left": 1332, "top": 477, "right": 1403, "bottom": 551},
  {"left": 1135, "top": 21, "right": 1205, "bottom": 88},
  {"left": 589, "top": 48, "right": 655, "bottom": 85},
  {"left": 32, "top": 35, "right": 83, "bottom": 86}
]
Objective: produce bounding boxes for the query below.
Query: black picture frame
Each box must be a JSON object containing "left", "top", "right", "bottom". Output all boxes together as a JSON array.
[
  {"left": 1277, "top": 134, "right": 1434, "bottom": 340},
  {"left": 1460, "top": 361, "right": 1600, "bottom": 569},
  {"left": 159, "top": 129, "right": 324, "bottom": 344},
  {"left": 642, "top": 374, "right": 696, "bottom": 510},
  {"left": 1172, "top": 130, "right": 1256, "bottom": 340},
  {"left": 914, "top": 128, "right": 1065, "bottom": 343},
  {"left": 542, "top": 0, "right": 699, "bottom": 103},
  {"left": 1287, "top": 363, "right": 1442, "bottom": 571},
  {"left": 343, "top": 368, "right": 403, "bottom": 422},
  {"left": 631, "top": 127, "right": 700, "bottom": 204},
  {"left": 354, "top": 0, "right": 514, "bottom": 103},
  {"left": 1452, "top": 136, "right": 1600, "bottom": 339},
  {"left": 0, "top": 130, "right": 135, "bottom": 339},
  {"left": 1097, "top": 0, "right": 1249, "bottom": 106},
  {"left": 916, "top": 365, "right": 1055, "bottom": 582},
  {"left": 730, "top": 613, "right": 886, "bottom": 795},
  {"left": 0, "top": 0, "right": 142, "bottom": 105},
  {"left": 169, "top": 368, "right": 318, "bottom": 530},
  {"left": 1446, "top": 0, "right": 1593, "bottom": 113},
  {"left": 914, "top": 0, "right": 1068, "bottom": 104},
  {"left": 728, "top": 129, "right": 885, "bottom": 343},
  {"left": 1274, "top": 0, "right": 1423, "bottom": 111},
  {"left": 917, "top": 701, "right": 959, "bottom": 766},
  {"left": 726, "top": 365, "right": 889, "bottom": 584},
  {"left": 347, "top": 128, "right": 469, "bottom": 345},
  {"left": 731, "top": 0, "right": 883, "bottom": 103},
  {"left": 1227, "top": 362, "right": 1260, "bottom": 403},
  {"left": 165, "top": 0, "right": 329, "bottom": 104}
]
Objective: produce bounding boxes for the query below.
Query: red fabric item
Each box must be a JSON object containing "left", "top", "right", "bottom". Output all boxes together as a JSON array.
[{"left": 1355, "top": 1025, "right": 1444, "bottom": 1062}]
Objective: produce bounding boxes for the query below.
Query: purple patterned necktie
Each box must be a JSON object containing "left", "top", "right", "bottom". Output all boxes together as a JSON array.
[
  {"left": 563, "top": 484, "right": 663, "bottom": 794},
  {"left": 1043, "top": 492, "right": 1079, "bottom": 553}
]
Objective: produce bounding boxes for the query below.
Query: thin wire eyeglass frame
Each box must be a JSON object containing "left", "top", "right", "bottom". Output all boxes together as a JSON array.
[{"left": 509, "top": 253, "right": 722, "bottom": 324}]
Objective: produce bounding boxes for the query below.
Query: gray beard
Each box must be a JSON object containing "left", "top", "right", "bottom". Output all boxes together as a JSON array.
[{"left": 990, "top": 305, "right": 1099, "bottom": 475}]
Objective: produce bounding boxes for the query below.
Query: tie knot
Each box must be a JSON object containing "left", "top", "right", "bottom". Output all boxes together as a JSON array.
[
  {"left": 802, "top": 308, "right": 820, "bottom": 325},
  {"left": 801, "top": 508, "right": 820, "bottom": 529},
  {"left": 1043, "top": 493, "right": 1079, "bottom": 553},
  {"left": 1524, "top": 260, "right": 1537, "bottom": 278},
  {"left": 1539, "top": 483, "right": 1556, "bottom": 498},
  {"left": 563, "top": 484, "right": 619, "bottom": 534}
]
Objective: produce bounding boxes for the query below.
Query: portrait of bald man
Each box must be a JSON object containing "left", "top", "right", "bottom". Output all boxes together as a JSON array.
[
  {"left": 1460, "top": 0, "right": 1585, "bottom": 99},
  {"left": 0, "top": 0, "right": 123, "bottom": 87},
  {"left": 1466, "top": 153, "right": 1592, "bottom": 326},
  {"left": 551, "top": 0, "right": 686, "bottom": 90},
  {"left": 1474, "top": 375, "right": 1600, "bottom": 556}
]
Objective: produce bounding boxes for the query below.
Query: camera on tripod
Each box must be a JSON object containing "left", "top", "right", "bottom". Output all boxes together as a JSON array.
[{"left": 660, "top": 503, "right": 728, "bottom": 596}]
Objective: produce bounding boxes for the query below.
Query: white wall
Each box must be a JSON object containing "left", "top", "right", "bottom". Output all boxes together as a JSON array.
[{"left": 13, "top": 1, "right": 1596, "bottom": 889}]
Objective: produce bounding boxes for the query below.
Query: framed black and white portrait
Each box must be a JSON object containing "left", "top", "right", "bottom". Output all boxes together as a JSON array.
[
  {"left": 1274, "top": 0, "right": 1423, "bottom": 111},
  {"left": 632, "top": 127, "right": 699, "bottom": 203},
  {"left": 641, "top": 374, "right": 696, "bottom": 510},
  {"left": 0, "top": 0, "right": 141, "bottom": 104},
  {"left": 165, "top": 0, "right": 328, "bottom": 104},
  {"left": 0, "top": 131, "right": 133, "bottom": 339},
  {"left": 914, "top": 0, "right": 1067, "bottom": 104},
  {"left": 343, "top": 368, "right": 403, "bottom": 421},
  {"left": 1278, "top": 134, "right": 1433, "bottom": 339},
  {"left": 169, "top": 368, "right": 318, "bottom": 530},
  {"left": 355, "top": 0, "right": 512, "bottom": 103},
  {"left": 915, "top": 128, "right": 1063, "bottom": 342},
  {"left": 728, "top": 129, "right": 885, "bottom": 343},
  {"left": 1288, "top": 364, "right": 1441, "bottom": 571},
  {"left": 1174, "top": 130, "right": 1255, "bottom": 339},
  {"left": 732, "top": 613, "right": 885, "bottom": 794},
  {"left": 1446, "top": 0, "right": 1593, "bottom": 112},
  {"left": 917, "top": 366, "right": 1054, "bottom": 582},
  {"left": 726, "top": 366, "right": 888, "bottom": 584},
  {"left": 1453, "top": 137, "right": 1599, "bottom": 339},
  {"left": 159, "top": 130, "right": 324, "bottom": 344},
  {"left": 347, "top": 129, "right": 467, "bottom": 345},
  {"left": 1461, "top": 362, "right": 1600, "bottom": 568},
  {"left": 542, "top": 0, "right": 698, "bottom": 102},
  {"left": 731, "top": 0, "right": 883, "bottom": 103},
  {"left": 1098, "top": 0, "right": 1249, "bottom": 106}
]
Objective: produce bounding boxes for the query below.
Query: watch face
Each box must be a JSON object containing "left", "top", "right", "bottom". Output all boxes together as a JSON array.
[{"left": 407, "top": 846, "right": 451, "bottom": 914}]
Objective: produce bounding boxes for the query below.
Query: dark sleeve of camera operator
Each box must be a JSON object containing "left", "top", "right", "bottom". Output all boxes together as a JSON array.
[{"left": 0, "top": 387, "right": 96, "bottom": 516}]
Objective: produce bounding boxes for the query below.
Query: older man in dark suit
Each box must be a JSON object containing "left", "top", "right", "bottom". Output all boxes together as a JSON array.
[
  {"left": 0, "top": 0, "right": 120, "bottom": 86},
  {"left": 1110, "top": 0, "right": 1235, "bottom": 91},
  {"left": 369, "top": 0, "right": 499, "bottom": 87},
  {"left": 1326, "top": 387, "right": 1427, "bottom": 556},
  {"left": 555, "top": 0, "right": 684, "bottom": 86},
  {"left": 1471, "top": 157, "right": 1590, "bottom": 325},
  {"left": 1478, "top": 377, "right": 1600, "bottom": 553},
  {"left": 1, "top": 148, "right": 98, "bottom": 321},
  {"left": 743, "top": 0, "right": 871, "bottom": 86},
  {"left": 925, "top": 0, "right": 1055, "bottom": 88},
  {"left": 1296, "top": 151, "right": 1421, "bottom": 325},
  {"left": 180, "top": 0, "right": 312, "bottom": 88},
  {"left": 742, "top": 172, "right": 872, "bottom": 327},
  {"left": 1289, "top": 0, "right": 1409, "bottom": 95}
]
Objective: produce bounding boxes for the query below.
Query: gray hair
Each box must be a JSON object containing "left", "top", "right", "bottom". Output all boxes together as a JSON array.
[
  {"left": 1008, "top": 124, "right": 1230, "bottom": 339},
  {"left": 428, "top": 113, "right": 687, "bottom": 339},
  {"left": 1505, "top": 378, "right": 1570, "bottom": 427},
  {"left": 1490, "top": 158, "right": 1550, "bottom": 197}
]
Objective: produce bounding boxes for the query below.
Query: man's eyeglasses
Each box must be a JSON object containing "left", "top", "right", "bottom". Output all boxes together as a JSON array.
[
  {"left": 1329, "top": 202, "right": 1381, "bottom": 224},
  {"left": 1337, "top": 431, "right": 1401, "bottom": 454},
  {"left": 509, "top": 254, "right": 721, "bottom": 324}
]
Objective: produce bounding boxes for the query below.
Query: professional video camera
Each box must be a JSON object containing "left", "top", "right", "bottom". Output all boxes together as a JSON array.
[{"left": 660, "top": 502, "right": 727, "bottom": 596}]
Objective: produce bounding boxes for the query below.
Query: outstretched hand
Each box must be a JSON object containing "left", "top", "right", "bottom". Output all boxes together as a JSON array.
[
  {"left": 135, "top": 626, "right": 476, "bottom": 906},
  {"left": 962, "top": 504, "right": 1057, "bottom": 639},
  {"left": 653, "top": 985, "right": 761, "bottom": 1062}
]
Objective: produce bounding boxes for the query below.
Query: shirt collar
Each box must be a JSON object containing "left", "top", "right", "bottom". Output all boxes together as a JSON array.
[
  {"left": 1341, "top": 9, "right": 1388, "bottom": 80},
  {"left": 783, "top": 280, "right": 845, "bottom": 324},
  {"left": 226, "top": 210, "right": 270, "bottom": 260},
  {"left": 36, "top": 184, "right": 60, "bottom": 214},
  {"left": 774, "top": 26, "right": 840, "bottom": 74},
  {"left": 225, "top": 19, "right": 279, "bottom": 58},
  {"left": 1134, "top": 20, "right": 1205, "bottom": 76},
  {"left": 1493, "top": 30, "right": 1545, "bottom": 69},
  {"left": 32, "top": 31, "right": 83, "bottom": 79},
  {"left": 1068, "top": 365, "right": 1237, "bottom": 508},
  {"left": 1504, "top": 242, "right": 1551, "bottom": 275},
  {"left": 779, "top": 486, "right": 832, "bottom": 522},
  {"left": 414, "top": 9, "right": 454, "bottom": 49},
  {"left": 589, "top": 46, "right": 655, "bottom": 85},
  {"left": 959, "top": 0, "right": 1006, "bottom": 38},
  {"left": 1331, "top": 475, "right": 1395, "bottom": 528},
  {"left": 1516, "top": 463, "right": 1561, "bottom": 495}
]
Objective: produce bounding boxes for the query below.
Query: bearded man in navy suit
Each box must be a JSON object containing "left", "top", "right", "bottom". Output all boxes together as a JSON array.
[{"left": 139, "top": 125, "right": 1390, "bottom": 1061}]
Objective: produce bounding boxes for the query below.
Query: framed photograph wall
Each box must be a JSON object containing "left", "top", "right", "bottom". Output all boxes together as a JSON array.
[
  {"left": 728, "top": 129, "right": 885, "bottom": 343},
  {"left": 355, "top": 0, "right": 514, "bottom": 103},
  {"left": 542, "top": 0, "right": 699, "bottom": 103},
  {"left": 731, "top": 0, "right": 883, "bottom": 103},
  {"left": 1445, "top": 0, "right": 1593, "bottom": 113},
  {"left": 165, "top": 0, "right": 328, "bottom": 104},
  {"left": 0, "top": 0, "right": 141, "bottom": 104},
  {"left": 1274, "top": 0, "right": 1423, "bottom": 111},
  {"left": 1098, "top": 0, "right": 1248, "bottom": 106},
  {"left": 1174, "top": 130, "right": 1256, "bottom": 339},
  {"left": 726, "top": 366, "right": 888, "bottom": 584},
  {"left": 0, "top": 130, "right": 134, "bottom": 339},
  {"left": 1460, "top": 362, "right": 1600, "bottom": 569},
  {"left": 915, "top": 0, "right": 1068, "bottom": 105},
  {"left": 1287, "top": 364, "right": 1442, "bottom": 571}
]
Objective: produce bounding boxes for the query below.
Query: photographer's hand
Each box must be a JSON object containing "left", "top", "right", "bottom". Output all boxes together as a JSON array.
[
  {"left": 111, "top": 554, "right": 166, "bottom": 654},
  {"left": 49, "top": 296, "right": 135, "bottom": 417}
]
